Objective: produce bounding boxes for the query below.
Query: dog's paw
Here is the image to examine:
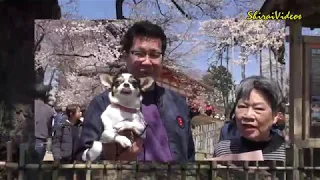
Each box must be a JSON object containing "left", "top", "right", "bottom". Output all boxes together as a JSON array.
[
  {"left": 115, "top": 126, "right": 129, "bottom": 132},
  {"left": 115, "top": 135, "right": 132, "bottom": 148},
  {"left": 87, "top": 141, "right": 103, "bottom": 161},
  {"left": 132, "top": 124, "right": 147, "bottom": 136},
  {"left": 114, "top": 121, "right": 133, "bottom": 132},
  {"left": 130, "top": 127, "right": 141, "bottom": 137},
  {"left": 100, "top": 130, "right": 114, "bottom": 143}
]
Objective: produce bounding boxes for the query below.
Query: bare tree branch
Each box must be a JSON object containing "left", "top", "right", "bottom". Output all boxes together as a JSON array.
[
  {"left": 184, "top": 0, "right": 205, "bottom": 18},
  {"left": 77, "top": 64, "right": 123, "bottom": 76},
  {"left": 34, "top": 24, "right": 46, "bottom": 53},
  {"left": 166, "top": 22, "right": 193, "bottom": 57},
  {"left": 34, "top": 32, "right": 45, "bottom": 53},
  {"left": 54, "top": 53, "right": 95, "bottom": 58},
  {"left": 132, "top": 0, "right": 144, "bottom": 4},
  {"left": 155, "top": 0, "right": 166, "bottom": 17},
  {"left": 170, "top": 0, "right": 191, "bottom": 19}
]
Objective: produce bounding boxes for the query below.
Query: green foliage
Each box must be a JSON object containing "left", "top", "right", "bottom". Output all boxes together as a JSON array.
[
  {"left": 0, "top": 101, "right": 13, "bottom": 135},
  {"left": 202, "top": 65, "right": 234, "bottom": 115},
  {"left": 0, "top": 101, "right": 14, "bottom": 179},
  {"left": 203, "top": 65, "right": 234, "bottom": 98}
]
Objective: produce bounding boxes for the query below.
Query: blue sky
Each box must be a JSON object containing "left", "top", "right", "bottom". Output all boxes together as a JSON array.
[{"left": 58, "top": 0, "right": 320, "bottom": 83}]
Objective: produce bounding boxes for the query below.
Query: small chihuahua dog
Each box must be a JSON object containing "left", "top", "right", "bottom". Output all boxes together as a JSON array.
[{"left": 86, "top": 72, "right": 153, "bottom": 161}]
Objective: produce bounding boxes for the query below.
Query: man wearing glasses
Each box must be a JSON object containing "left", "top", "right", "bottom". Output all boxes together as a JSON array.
[{"left": 75, "top": 21, "right": 195, "bottom": 162}]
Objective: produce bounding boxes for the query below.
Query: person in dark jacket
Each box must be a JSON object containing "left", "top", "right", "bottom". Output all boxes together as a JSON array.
[
  {"left": 52, "top": 104, "right": 83, "bottom": 162},
  {"left": 190, "top": 103, "right": 200, "bottom": 119},
  {"left": 34, "top": 83, "right": 55, "bottom": 162},
  {"left": 205, "top": 104, "right": 213, "bottom": 117},
  {"left": 75, "top": 21, "right": 195, "bottom": 163},
  {"left": 271, "top": 103, "right": 286, "bottom": 137}
]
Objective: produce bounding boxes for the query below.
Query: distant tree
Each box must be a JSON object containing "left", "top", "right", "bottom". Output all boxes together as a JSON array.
[
  {"left": 202, "top": 65, "right": 234, "bottom": 113},
  {"left": 35, "top": 20, "right": 129, "bottom": 107},
  {"left": 118, "top": 0, "right": 225, "bottom": 20},
  {"left": 199, "top": 19, "right": 286, "bottom": 80}
]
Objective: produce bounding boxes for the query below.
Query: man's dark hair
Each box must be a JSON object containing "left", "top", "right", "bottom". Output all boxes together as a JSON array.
[
  {"left": 34, "top": 83, "right": 51, "bottom": 102},
  {"left": 66, "top": 104, "right": 80, "bottom": 119},
  {"left": 229, "top": 76, "right": 284, "bottom": 120},
  {"left": 278, "top": 102, "right": 286, "bottom": 114},
  {"left": 80, "top": 105, "right": 87, "bottom": 117},
  {"left": 121, "top": 21, "right": 167, "bottom": 54}
]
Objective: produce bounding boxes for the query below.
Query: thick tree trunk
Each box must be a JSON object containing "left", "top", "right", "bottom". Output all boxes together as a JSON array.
[
  {"left": 275, "top": 53, "right": 279, "bottom": 83},
  {"left": 220, "top": 51, "right": 223, "bottom": 66},
  {"left": 280, "top": 64, "right": 284, "bottom": 89},
  {"left": 77, "top": 63, "right": 124, "bottom": 76},
  {"left": 241, "top": 47, "right": 246, "bottom": 80},
  {"left": 0, "top": 3, "right": 60, "bottom": 176},
  {"left": 269, "top": 48, "right": 272, "bottom": 78},
  {"left": 241, "top": 64, "right": 245, "bottom": 80},
  {"left": 226, "top": 46, "right": 229, "bottom": 73},
  {"left": 0, "top": 4, "right": 35, "bottom": 149},
  {"left": 116, "top": 0, "right": 125, "bottom": 19},
  {"left": 260, "top": 50, "right": 262, "bottom": 76}
]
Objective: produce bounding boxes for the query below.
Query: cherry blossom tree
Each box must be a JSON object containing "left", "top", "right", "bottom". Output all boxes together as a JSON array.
[
  {"left": 118, "top": 1, "right": 230, "bottom": 105},
  {"left": 198, "top": 19, "right": 286, "bottom": 79},
  {"left": 36, "top": 1, "right": 274, "bottom": 109},
  {"left": 121, "top": 0, "right": 268, "bottom": 69},
  {"left": 163, "top": 66, "right": 219, "bottom": 108},
  {"left": 35, "top": 20, "right": 130, "bottom": 107},
  {"left": 118, "top": 0, "right": 266, "bottom": 20},
  {"left": 120, "top": 0, "right": 225, "bottom": 20},
  {"left": 35, "top": 19, "right": 217, "bottom": 108}
]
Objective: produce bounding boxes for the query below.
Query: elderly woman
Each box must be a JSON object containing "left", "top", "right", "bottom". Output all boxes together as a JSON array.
[{"left": 213, "top": 76, "right": 286, "bottom": 162}]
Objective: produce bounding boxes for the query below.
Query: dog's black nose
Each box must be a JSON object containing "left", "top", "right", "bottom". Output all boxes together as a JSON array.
[{"left": 123, "top": 83, "right": 130, "bottom": 87}]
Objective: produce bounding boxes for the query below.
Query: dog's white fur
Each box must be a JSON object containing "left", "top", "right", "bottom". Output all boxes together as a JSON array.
[{"left": 82, "top": 73, "right": 153, "bottom": 161}]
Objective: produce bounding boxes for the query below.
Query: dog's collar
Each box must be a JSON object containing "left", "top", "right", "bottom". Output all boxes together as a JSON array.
[{"left": 112, "top": 103, "right": 138, "bottom": 113}]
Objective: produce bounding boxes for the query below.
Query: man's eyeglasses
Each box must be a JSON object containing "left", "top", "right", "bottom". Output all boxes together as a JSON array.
[{"left": 130, "top": 50, "right": 163, "bottom": 60}]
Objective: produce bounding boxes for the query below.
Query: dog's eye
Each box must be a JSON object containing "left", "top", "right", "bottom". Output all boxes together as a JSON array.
[
  {"left": 132, "top": 81, "right": 139, "bottom": 87},
  {"left": 114, "top": 80, "right": 121, "bottom": 86}
]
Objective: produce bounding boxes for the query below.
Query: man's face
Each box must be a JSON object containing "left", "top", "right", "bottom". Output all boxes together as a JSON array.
[{"left": 125, "top": 36, "right": 163, "bottom": 79}]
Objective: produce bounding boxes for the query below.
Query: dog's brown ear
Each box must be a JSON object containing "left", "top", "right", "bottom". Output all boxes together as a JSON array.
[
  {"left": 140, "top": 77, "right": 154, "bottom": 92},
  {"left": 99, "top": 74, "right": 113, "bottom": 89}
]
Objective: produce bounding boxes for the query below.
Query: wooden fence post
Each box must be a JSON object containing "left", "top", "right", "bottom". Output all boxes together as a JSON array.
[
  {"left": 18, "top": 144, "right": 27, "bottom": 180},
  {"left": 6, "top": 141, "right": 12, "bottom": 180},
  {"left": 86, "top": 161, "right": 91, "bottom": 180}
]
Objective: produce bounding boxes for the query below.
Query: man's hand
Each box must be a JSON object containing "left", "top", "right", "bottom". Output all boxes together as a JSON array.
[
  {"left": 102, "top": 130, "right": 143, "bottom": 161},
  {"left": 53, "top": 159, "right": 60, "bottom": 166},
  {"left": 114, "top": 135, "right": 132, "bottom": 148}
]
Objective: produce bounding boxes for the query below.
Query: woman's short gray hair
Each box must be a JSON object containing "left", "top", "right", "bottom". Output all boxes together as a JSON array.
[{"left": 230, "top": 76, "right": 284, "bottom": 119}]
